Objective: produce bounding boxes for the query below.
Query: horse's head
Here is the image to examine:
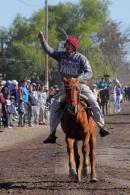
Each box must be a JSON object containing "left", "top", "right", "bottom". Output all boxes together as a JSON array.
[{"left": 63, "top": 77, "right": 80, "bottom": 115}]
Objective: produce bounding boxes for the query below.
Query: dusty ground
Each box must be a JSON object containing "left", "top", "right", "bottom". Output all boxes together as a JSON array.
[{"left": 0, "top": 101, "right": 130, "bottom": 195}]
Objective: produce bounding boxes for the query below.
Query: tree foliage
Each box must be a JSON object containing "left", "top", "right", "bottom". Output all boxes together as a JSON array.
[{"left": 0, "top": 0, "right": 129, "bottom": 84}]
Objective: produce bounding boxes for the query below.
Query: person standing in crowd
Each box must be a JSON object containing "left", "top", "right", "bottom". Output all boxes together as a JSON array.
[
  {"left": 2, "top": 81, "right": 10, "bottom": 98},
  {"left": 28, "top": 83, "right": 41, "bottom": 126},
  {"left": 8, "top": 96, "right": 16, "bottom": 126},
  {"left": 38, "top": 84, "right": 48, "bottom": 125},
  {"left": 46, "top": 87, "right": 56, "bottom": 106},
  {"left": 21, "top": 80, "right": 29, "bottom": 125},
  {"left": 127, "top": 84, "right": 130, "bottom": 101},
  {"left": 104, "top": 74, "right": 111, "bottom": 87},
  {"left": 5, "top": 95, "right": 13, "bottom": 128},
  {"left": 122, "top": 86, "right": 128, "bottom": 101},
  {"left": 115, "top": 85, "right": 122, "bottom": 113},
  {"left": 0, "top": 83, "right": 6, "bottom": 127},
  {"left": 10, "top": 80, "right": 19, "bottom": 102},
  {"left": 28, "top": 84, "right": 35, "bottom": 127},
  {"left": 26, "top": 80, "right": 31, "bottom": 89},
  {"left": 18, "top": 99, "right": 25, "bottom": 127},
  {"left": 0, "top": 83, "right": 2, "bottom": 126},
  {"left": 31, "top": 83, "right": 40, "bottom": 125},
  {"left": 91, "top": 84, "right": 98, "bottom": 100},
  {"left": 98, "top": 77, "right": 108, "bottom": 90}
]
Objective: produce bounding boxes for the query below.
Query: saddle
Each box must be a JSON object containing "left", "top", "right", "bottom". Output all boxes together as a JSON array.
[{"left": 79, "top": 94, "right": 90, "bottom": 108}]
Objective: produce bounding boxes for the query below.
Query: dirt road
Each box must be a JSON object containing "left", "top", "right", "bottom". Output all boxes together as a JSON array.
[{"left": 0, "top": 101, "right": 130, "bottom": 195}]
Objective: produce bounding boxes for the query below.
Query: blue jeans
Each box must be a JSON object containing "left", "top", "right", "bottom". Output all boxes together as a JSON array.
[
  {"left": 49, "top": 84, "right": 104, "bottom": 134},
  {"left": 116, "top": 95, "right": 121, "bottom": 111}
]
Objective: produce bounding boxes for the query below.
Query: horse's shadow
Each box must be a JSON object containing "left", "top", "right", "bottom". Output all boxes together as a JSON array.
[
  {"left": 0, "top": 180, "right": 78, "bottom": 190},
  {"left": 0, "top": 180, "right": 127, "bottom": 191},
  {"left": 0, "top": 182, "right": 15, "bottom": 189},
  {"left": 0, "top": 181, "right": 37, "bottom": 190}
]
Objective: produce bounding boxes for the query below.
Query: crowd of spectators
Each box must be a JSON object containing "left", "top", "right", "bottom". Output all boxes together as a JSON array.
[
  {"left": 0, "top": 79, "right": 60, "bottom": 128},
  {"left": 1, "top": 75, "right": 130, "bottom": 129}
]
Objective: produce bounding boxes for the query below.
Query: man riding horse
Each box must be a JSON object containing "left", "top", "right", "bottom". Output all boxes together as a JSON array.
[{"left": 38, "top": 32, "right": 110, "bottom": 143}]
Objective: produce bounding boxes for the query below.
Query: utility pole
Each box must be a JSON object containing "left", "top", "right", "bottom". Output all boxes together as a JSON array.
[{"left": 45, "top": 0, "right": 49, "bottom": 89}]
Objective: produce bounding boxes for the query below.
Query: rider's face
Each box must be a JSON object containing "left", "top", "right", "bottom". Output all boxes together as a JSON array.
[{"left": 65, "top": 42, "right": 75, "bottom": 54}]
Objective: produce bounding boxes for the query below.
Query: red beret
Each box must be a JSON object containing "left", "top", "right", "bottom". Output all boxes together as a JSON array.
[{"left": 66, "top": 37, "right": 79, "bottom": 50}]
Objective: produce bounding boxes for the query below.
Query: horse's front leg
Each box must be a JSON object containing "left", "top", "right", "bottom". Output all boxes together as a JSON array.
[
  {"left": 106, "top": 102, "right": 108, "bottom": 115},
  {"left": 82, "top": 133, "right": 90, "bottom": 177},
  {"left": 66, "top": 137, "right": 77, "bottom": 178},
  {"left": 74, "top": 141, "right": 82, "bottom": 182},
  {"left": 89, "top": 134, "right": 97, "bottom": 182},
  {"left": 108, "top": 100, "right": 111, "bottom": 114}
]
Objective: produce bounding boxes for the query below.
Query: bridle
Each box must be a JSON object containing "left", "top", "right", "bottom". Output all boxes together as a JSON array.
[{"left": 64, "top": 78, "right": 80, "bottom": 115}]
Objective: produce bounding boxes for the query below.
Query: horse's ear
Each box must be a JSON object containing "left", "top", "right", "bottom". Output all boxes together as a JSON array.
[{"left": 76, "top": 77, "right": 80, "bottom": 83}]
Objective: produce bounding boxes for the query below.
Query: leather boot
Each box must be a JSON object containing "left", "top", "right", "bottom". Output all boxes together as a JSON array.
[
  {"left": 99, "top": 127, "right": 110, "bottom": 137},
  {"left": 43, "top": 134, "right": 57, "bottom": 144}
]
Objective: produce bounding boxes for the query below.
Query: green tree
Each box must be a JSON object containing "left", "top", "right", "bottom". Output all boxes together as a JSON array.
[
  {"left": 1, "top": 0, "right": 129, "bottom": 84},
  {"left": 97, "top": 20, "right": 129, "bottom": 79}
]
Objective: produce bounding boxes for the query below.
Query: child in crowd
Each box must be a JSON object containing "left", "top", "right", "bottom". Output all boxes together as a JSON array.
[
  {"left": 5, "top": 95, "right": 16, "bottom": 128},
  {"left": 18, "top": 99, "right": 25, "bottom": 127}
]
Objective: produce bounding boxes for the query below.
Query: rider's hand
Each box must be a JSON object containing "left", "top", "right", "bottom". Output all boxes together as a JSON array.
[{"left": 38, "top": 31, "right": 44, "bottom": 41}]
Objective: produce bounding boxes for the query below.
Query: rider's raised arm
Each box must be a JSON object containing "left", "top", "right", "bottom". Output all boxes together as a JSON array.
[
  {"left": 79, "top": 54, "right": 93, "bottom": 84},
  {"left": 38, "top": 31, "right": 61, "bottom": 61}
]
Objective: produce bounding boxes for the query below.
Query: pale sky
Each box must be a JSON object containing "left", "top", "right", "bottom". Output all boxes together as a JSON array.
[
  {"left": 109, "top": 0, "right": 130, "bottom": 31},
  {"left": 0, "top": 0, "right": 78, "bottom": 28},
  {"left": 0, "top": 0, "right": 130, "bottom": 31}
]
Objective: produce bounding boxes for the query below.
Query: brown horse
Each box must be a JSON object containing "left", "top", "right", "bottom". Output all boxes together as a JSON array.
[
  {"left": 61, "top": 78, "right": 97, "bottom": 182},
  {"left": 98, "top": 88, "right": 109, "bottom": 115}
]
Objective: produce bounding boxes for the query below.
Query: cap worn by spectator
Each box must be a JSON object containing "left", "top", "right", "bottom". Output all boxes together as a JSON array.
[
  {"left": 1, "top": 80, "right": 6, "bottom": 86},
  {"left": 12, "top": 80, "right": 18, "bottom": 85},
  {"left": 92, "top": 84, "right": 97, "bottom": 88},
  {"left": 10, "top": 96, "right": 15, "bottom": 99},
  {"left": 27, "top": 80, "right": 31, "bottom": 82},
  {"left": 32, "top": 83, "right": 36, "bottom": 87}
]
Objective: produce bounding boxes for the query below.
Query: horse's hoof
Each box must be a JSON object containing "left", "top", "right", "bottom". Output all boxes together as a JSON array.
[
  {"left": 81, "top": 169, "right": 88, "bottom": 177},
  {"left": 69, "top": 169, "right": 77, "bottom": 178},
  {"left": 77, "top": 176, "right": 81, "bottom": 182},
  {"left": 90, "top": 177, "right": 97, "bottom": 182}
]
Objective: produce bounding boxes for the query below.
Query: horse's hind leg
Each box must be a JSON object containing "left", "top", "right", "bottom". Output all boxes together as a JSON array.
[
  {"left": 66, "top": 138, "right": 77, "bottom": 179},
  {"left": 108, "top": 101, "right": 111, "bottom": 114},
  {"left": 102, "top": 104, "right": 105, "bottom": 115},
  {"left": 74, "top": 141, "right": 82, "bottom": 182},
  {"left": 106, "top": 103, "right": 108, "bottom": 115}
]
